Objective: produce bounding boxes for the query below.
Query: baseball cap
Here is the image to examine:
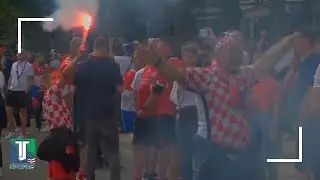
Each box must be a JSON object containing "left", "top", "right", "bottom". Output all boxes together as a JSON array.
[{"left": 123, "top": 43, "right": 134, "bottom": 55}]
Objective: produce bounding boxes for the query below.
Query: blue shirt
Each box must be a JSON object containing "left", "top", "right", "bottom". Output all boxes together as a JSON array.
[
  {"left": 73, "top": 56, "right": 122, "bottom": 120},
  {"left": 293, "top": 53, "right": 320, "bottom": 110}
]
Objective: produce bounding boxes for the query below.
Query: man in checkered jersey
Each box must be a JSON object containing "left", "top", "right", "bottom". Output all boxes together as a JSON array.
[
  {"left": 137, "top": 31, "right": 300, "bottom": 179},
  {"left": 42, "top": 46, "right": 83, "bottom": 180}
]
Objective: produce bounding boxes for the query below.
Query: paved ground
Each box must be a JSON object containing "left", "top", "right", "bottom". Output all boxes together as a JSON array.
[
  {"left": 1, "top": 126, "right": 300, "bottom": 180},
  {"left": 1, "top": 127, "right": 134, "bottom": 180}
]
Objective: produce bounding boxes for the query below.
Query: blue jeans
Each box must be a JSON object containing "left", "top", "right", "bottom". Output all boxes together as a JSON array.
[
  {"left": 250, "top": 113, "right": 279, "bottom": 160},
  {"left": 193, "top": 135, "right": 263, "bottom": 180},
  {"left": 176, "top": 106, "right": 198, "bottom": 180}
]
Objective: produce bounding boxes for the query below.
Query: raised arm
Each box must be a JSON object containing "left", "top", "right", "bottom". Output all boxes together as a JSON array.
[
  {"left": 58, "top": 48, "right": 83, "bottom": 87},
  {"left": 253, "top": 33, "right": 298, "bottom": 73},
  {"left": 135, "top": 47, "right": 213, "bottom": 93}
]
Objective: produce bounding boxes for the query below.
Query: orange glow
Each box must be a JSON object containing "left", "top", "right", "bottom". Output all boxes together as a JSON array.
[{"left": 81, "top": 13, "right": 92, "bottom": 30}]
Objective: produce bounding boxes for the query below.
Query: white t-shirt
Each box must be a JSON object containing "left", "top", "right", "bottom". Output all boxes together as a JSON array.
[
  {"left": 170, "top": 81, "right": 208, "bottom": 138},
  {"left": 314, "top": 64, "right": 320, "bottom": 87},
  {"left": 242, "top": 51, "right": 251, "bottom": 65},
  {"left": 121, "top": 69, "right": 136, "bottom": 111},
  {"left": 9, "top": 61, "right": 34, "bottom": 91},
  {"left": 114, "top": 56, "right": 133, "bottom": 76},
  {"left": 130, "top": 68, "right": 145, "bottom": 90},
  {"left": 274, "top": 49, "right": 294, "bottom": 73}
]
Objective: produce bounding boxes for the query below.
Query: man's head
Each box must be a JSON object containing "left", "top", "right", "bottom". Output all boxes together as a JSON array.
[
  {"left": 17, "top": 49, "right": 29, "bottom": 62},
  {"left": 111, "top": 38, "right": 125, "bottom": 56},
  {"left": 181, "top": 44, "right": 198, "bottom": 67},
  {"left": 293, "top": 26, "right": 316, "bottom": 56},
  {"left": 69, "top": 37, "right": 82, "bottom": 55},
  {"left": 93, "top": 37, "right": 109, "bottom": 56},
  {"left": 133, "top": 49, "right": 145, "bottom": 70},
  {"left": 157, "top": 37, "right": 174, "bottom": 58},
  {"left": 215, "top": 30, "right": 244, "bottom": 73},
  {"left": 132, "top": 41, "right": 140, "bottom": 51},
  {"left": 123, "top": 43, "right": 134, "bottom": 56}
]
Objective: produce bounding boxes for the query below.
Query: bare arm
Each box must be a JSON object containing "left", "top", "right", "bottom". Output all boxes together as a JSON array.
[
  {"left": 8, "top": 76, "right": 11, "bottom": 88},
  {"left": 58, "top": 55, "right": 79, "bottom": 87},
  {"left": 253, "top": 34, "right": 298, "bottom": 74},
  {"left": 136, "top": 47, "right": 186, "bottom": 83},
  {"left": 156, "top": 62, "right": 186, "bottom": 83}
]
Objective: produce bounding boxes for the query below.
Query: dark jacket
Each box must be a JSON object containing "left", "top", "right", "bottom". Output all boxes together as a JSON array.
[{"left": 37, "top": 127, "right": 80, "bottom": 172}]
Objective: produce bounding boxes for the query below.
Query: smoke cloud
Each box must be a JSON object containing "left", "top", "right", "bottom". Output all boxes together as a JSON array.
[{"left": 43, "top": 0, "right": 98, "bottom": 31}]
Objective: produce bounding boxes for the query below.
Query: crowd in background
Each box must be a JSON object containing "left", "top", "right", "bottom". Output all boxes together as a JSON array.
[{"left": 0, "top": 26, "right": 319, "bottom": 180}]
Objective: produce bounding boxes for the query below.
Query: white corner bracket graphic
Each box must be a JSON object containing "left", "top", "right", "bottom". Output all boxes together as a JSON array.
[
  {"left": 18, "top": 18, "right": 54, "bottom": 53},
  {"left": 267, "top": 126, "right": 302, "bottom": 163}
]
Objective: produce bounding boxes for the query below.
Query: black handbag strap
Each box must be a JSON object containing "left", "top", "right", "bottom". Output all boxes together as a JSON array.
[{"left": 186, "top": 88, "right": 211, "bottom": 139}]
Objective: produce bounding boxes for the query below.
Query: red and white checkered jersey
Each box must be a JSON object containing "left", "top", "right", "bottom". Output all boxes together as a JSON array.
[
  {"left": 185, "top": 61, "right": 258, "bottom": 150},
  {"left": 42, "top": 84, "right": 73, "bottom": 130}
]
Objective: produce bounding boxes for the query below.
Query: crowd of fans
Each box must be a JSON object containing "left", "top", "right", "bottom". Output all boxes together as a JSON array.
[{"left": 0, "top": 26, "right": 319, "bottom": 180}]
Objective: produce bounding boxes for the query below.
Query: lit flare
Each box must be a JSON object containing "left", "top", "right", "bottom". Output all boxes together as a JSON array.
[{"left": 81, "top": 13, "right": 92, "bottom": 30}]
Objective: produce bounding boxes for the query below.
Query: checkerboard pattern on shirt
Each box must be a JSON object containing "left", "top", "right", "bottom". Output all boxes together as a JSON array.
[
  {"left": 185, "top": 63, "right": 257, "bottom": 149},
  {"left": 42, "top": 84, "right": 73, "bottom": 130},
  {"left": 39, "top": 81, "right": 49, "bottom": 92}
]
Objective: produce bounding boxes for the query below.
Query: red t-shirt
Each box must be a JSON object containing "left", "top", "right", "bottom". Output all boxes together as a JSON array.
[
  {"left": 137, "top": 58, "right": 183, "bottom": 117},
  {"left": 136, "top": 65, "right": 156, "bottom": 117}
]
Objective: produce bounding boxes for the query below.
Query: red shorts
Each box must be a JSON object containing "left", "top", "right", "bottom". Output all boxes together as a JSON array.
[
  {"left": 48, "top": 145, "right": 76, "bottom": 179},
  {"left": 48, "top": 160, "right": 76, "bottom": 179}
]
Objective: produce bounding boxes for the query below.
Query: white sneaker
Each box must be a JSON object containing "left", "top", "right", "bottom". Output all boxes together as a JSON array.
[
  {"left": 16, "top": 128, "right": 30, "bottom": 136},
  {"left": 5, "top": 132, "right": 16, "bottom": 140},
  {"left": 17, "top": 133, "right": 26, "bottom": 139},
  {"left": 40, "top": 126, "right": 50, "bottom": 133},
  {"left": 15, "top": 128, "right": 21, "bottom": 133},
  {"left": 0, "top": 167, "right": 3, "bottom": 177}
]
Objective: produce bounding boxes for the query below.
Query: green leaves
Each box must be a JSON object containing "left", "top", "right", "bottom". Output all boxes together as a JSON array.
[{"left": 0, "top": 0, "right": 56, "bottom": 48}]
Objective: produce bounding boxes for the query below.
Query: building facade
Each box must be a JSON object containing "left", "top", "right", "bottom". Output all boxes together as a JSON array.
[{"left": 194, "top": 0, "right": 317, "bottom": 40}]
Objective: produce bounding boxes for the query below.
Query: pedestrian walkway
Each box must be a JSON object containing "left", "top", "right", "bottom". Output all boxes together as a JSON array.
[
  {"left": 1, "top": 127, "right": 300, "bottom": 180},
  {"left": 1, "top": 127, "right": 134, "bottom": 179}
]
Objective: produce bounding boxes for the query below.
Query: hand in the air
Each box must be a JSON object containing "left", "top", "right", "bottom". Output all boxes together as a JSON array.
[{"left": 78, "top": 45, "right": 85, "bottom": 56}]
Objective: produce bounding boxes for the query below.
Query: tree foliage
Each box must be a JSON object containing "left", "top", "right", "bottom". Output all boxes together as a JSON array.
[
  {"left": 0, "top": 0, "right": 24, "bottom": 44},
  {"left": 0, "top": 0, "right": 56, "bottom": 49}
]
